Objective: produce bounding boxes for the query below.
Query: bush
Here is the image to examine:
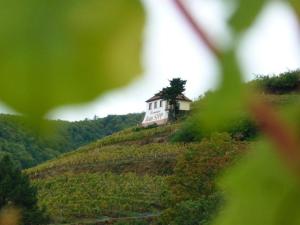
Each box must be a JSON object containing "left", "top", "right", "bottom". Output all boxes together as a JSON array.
[
  {"left": 226, "top": 117, "right": 258, "bottom": 140},
  {"left": 0, "top": 156, "right": 49, "bottom": 225},
  {"left": 171, "top": 115, "right": 257, "bottom": 143},
  {"left": 170, "top": 118, "right": 203, "bottom": 142},
  {"left": 254, "top": 70, "right": 300, "bottom": 94}
]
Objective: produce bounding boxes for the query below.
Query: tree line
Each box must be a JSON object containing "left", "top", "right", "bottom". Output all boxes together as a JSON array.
[{"left": 0, "top": 113, "right": 144, "bottom": 169}]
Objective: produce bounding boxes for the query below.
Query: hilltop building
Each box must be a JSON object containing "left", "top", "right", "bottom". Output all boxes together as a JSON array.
[{"left": 142, "top": 92, "right": 192, "bottom": 127}]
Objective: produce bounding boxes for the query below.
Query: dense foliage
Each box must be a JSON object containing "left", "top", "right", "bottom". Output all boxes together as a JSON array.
[
  {"left": 0, "top": 156, "right": 48, "bottom": 225},
  {"left": 171, "top": 72, "right": 300, "bottom": 143},
  {"left": 252, "top": 70, "right": 300, "bottom": 94},
  {"left": 0, "top": 113, "right": 143, "bottom": 169},
  {"left": 171, "top": 108, "right": 258, "bottom": 143}
]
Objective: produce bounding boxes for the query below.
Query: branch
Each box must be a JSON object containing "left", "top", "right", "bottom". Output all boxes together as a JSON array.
[
  {"left": 173, "top": 0, "right": 221, "bottom": 58},
  {"left": 173, "top": 0, "right": 300, "bottom": 176},
  {"left": 249, "top": 99, "right": 300, "bottom": 175}
]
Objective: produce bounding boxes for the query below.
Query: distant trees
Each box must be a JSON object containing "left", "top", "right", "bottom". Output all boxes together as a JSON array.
[
  {"left": 0, "top": 155, "right": 48, "bottom": 225},
  {"left": 161, "top": 78, "right": 187, "bottom": 121},
  {"left": 252, "top": 70, "right": 300, "bottom": 94},
  {"left": 0, "top": 113, "right": 144, "bottom": 169}
]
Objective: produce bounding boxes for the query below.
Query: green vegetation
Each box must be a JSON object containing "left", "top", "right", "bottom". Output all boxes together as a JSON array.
[
  {"left": 26, "top": 143, "right": 185, "bottom": 178},
  {"left": 24, "top": 72, "right": 300, "bottom": 224},
  {"left": 252, "top": 70, "right": 300, "bottom": 94},
  {"left": 25, "top": 121, "right": 248, "bottom": 225},
  {"left": 0, "top": 0, "right": 299, "bottom": 224},
  {"left": 33, "top": 173, "right": 168, "bottom": 222},
  {"left": 16, "top": 72, "right": 300, "bottom": 225},
  {"left": 0, "top": 113, "right": 143, "bottom": 169},
  {"left": 161, "top": 133, "right": 247, "bottom": 225},
  {"left": 0, "top": 0, "right": 145, "bottom": 119},
  {"left": 0, "top": 156, "right": 48, "bottom": 225},
  {"left": 171, "top": 111, "right": 258, "bottom": 142},
  {"left": 160, "top": 78, "right": 187, "bottom": 121},
  {"left": 26, "top": 123, "right": 181, "bottom": 223},
  {"left": 171, "top": 71, "right": 300, "bottom": 143}
]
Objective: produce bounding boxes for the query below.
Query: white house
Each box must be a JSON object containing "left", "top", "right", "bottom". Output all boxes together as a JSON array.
[{"left": 141, "top": 92, "right": 192, "bottom": 126}]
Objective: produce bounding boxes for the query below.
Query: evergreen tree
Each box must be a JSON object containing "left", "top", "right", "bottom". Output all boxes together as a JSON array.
[
  {"left": 0, "top": 155, "right": 48, "bottom": 225},
  {"left": 161, "top": 78, "right": 187, "bottom": 121}
]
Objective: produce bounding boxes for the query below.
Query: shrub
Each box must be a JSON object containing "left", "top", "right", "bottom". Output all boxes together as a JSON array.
[
  {"left": 0, "top": 156, "right": 49, "bottom": 225},
  {"left": 170, "top": 118, "right": 203, "bottom": 142},
  {"left": 226, "top": 117, "right": 258, "bottom": 140},
  {"left": 171, "top": 115, "right": 257, "bottom": 143},
  {"left": 254, "top": 70, "right": 300, "bottom": 94}
]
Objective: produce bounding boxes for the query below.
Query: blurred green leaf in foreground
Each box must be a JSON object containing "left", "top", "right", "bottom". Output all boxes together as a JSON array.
[
  {"left": 174, "top": 0, "right": 300, "bottom": 224},
  {"left": 0, "top": 0, "right": 145, "bottom": 118},
  {"left": 213, "top": 140, "right": 300, "bottom": 225}
]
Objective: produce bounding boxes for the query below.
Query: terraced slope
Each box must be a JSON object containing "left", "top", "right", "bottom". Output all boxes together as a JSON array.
[
  {"left": 26, "top": 124, "right": 180, "bottom": 177},
  {"left": 26, "top": 124, "right": 195, "bottom": 224},
  {"left": 25, "top": 93, "right": 300, "bottom": 225},
  {"left": 24, "top": 72, "right": 300, "bottom": 224}
]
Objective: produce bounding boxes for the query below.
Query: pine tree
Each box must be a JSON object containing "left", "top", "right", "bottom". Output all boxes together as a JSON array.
[{"left": 0, "top": 155, "right": 48, "bottom": 225}]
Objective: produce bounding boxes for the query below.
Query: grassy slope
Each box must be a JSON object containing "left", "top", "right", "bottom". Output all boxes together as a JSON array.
[
  {"left": 26, "top": 124, "right": 189, "bottom": 223},
  {"left": 26, "top": 92, "right": 300, "bottom": 224}
]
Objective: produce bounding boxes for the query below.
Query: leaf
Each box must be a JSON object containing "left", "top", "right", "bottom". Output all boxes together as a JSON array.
[
  {"left": 195, "top": 50, "right": 246, "bottom": 132},
  {"left": 229, "top": 0, "right": 269, "bottom": 33},
  {"left": 288, "top": 0, "right": 300, "bottom": 17},
  {"left": 212, "top": 140, "right": 300, "bottom": 225},
  {"left": 0, "top": 0, "right": 145, "bottom": 117}
]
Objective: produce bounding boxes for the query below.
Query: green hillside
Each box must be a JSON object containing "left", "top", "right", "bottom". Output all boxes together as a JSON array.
[
  {"left": 25, "top": 71, "right": 300, "bottom": 225},
  {"left": 25, "top": 124, "right": 180, "bottom": 223},
  {"left": 0, "top": 113, "right": 143, "bottom": 169},
  {"left": 25, "top": 123, "right": 247, "bottom": 224}
]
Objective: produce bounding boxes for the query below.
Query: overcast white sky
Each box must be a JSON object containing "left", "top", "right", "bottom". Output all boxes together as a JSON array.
[{"left": 1, "top": 0, "right": 300, "bottom": 121}]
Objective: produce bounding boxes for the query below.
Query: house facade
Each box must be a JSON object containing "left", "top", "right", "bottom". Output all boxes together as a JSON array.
[{"left": 141, "top": 93, "right": 192, "bottom": 127}]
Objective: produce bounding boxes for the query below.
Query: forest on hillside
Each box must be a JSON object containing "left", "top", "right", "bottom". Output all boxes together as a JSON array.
[{"left": 0, "top": 113, "right": 144, "bottom": 169}]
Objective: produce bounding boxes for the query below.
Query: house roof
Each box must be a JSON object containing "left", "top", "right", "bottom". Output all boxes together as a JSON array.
[{"left": 146, "top": 92, "right": 192, "bottom": 103}]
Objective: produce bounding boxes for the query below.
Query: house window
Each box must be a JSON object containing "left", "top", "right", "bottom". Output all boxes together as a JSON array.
[
  {"left": 154, "top": 101, "right": 157, "bottom": 109},
  {"left": 160, "top": 100, "right": 163, "bottom": 107},
  {"left": 149, "top": 103, "right": 152, "bottom": 110}
]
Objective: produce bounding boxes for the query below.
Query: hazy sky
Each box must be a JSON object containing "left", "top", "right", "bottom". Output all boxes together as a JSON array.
[{"left": 1, "top": 0, "right": 300, "bottom": 121}]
